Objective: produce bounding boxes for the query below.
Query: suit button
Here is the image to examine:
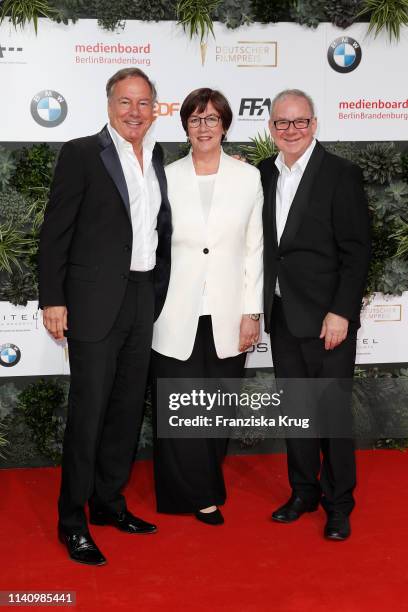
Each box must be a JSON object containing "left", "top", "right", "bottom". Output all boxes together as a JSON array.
[
  {"left": 203, "top": 248, "right": 209, "bottom": 254},
  {"left": 121, "top": 274, "right": 127, "bottom": 280},
  {"left": 277, "top": 255, "right": 284, "bottom": 261},
  {"left": 124, "top": 244, "right": 131, "bottom": 251}
]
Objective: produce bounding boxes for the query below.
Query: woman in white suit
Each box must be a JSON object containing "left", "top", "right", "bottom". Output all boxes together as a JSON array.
[{"left": 152, "top": 88, "right": 263, "bottom": 525}]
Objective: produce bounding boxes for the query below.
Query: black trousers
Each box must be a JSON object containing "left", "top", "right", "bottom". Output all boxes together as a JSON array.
[
  {"left": 151, "top": 316, "right": 246, "bottom": 513},
  {"left": 59, "top": 272, "right": 154, "bottom": 533},
  {"left": 270, "top": 297, "right": 357, "bottom": 515}
]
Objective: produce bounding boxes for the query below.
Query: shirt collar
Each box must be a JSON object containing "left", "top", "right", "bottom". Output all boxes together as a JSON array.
[
  {"left": 107, "top": 122, "right": 156, "bottom": 155},
  {"left": 275, "top": 138, "right": 316, "bottom": 174}
]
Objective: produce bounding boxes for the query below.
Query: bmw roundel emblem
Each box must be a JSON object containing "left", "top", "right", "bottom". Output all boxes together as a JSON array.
[
  {"left": 328, "top": 37, "right": 362, "bottom": 73},
  {"left": 30, "top": 90, "right": 68, "bottom": 127},
  {"left": 0, "top": 343, "right": 21, "bottom": 367}
]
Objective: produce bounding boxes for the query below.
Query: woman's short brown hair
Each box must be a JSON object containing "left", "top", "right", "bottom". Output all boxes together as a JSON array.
[{"left": 180, "top": 88, "right": 233, "bottom": 137}]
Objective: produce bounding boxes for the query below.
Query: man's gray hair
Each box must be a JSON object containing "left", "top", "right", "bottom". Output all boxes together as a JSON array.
[
  {"left": 106, "top": 68, "right": 157, "bottom": 102},
  {"left": 270, "top": 89, "right": 315, "bottom": 117}
]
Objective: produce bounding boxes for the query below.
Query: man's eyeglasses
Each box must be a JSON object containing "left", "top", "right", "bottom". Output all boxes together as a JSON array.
[
  {"left": 188, "top": 115, "right": 221, "bottom": 128},
  {"left": 273, "top": 118, "right": 312, "bottom": 131}
]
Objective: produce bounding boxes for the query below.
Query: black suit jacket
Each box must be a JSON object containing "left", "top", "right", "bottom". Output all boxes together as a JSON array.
[
  {"left": 259, "top": 141, "right": 371, "bottom": 338},
  {"left": 38, "top": 126, "right": 172, "bottom": 342}
]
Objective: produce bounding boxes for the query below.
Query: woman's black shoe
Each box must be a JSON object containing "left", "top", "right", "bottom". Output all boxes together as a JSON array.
[{"left": 194, "top": 508, "right": 224, "bottom": 525}]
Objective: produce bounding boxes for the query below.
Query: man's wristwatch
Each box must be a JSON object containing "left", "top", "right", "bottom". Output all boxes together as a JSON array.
[{"left": 246, "top": 314, "right": 260, "bottom": 321}]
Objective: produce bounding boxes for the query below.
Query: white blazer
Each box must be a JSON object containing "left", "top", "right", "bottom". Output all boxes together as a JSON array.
[{"left": 152, "top": 150, "right": 263, "bottom": 360}]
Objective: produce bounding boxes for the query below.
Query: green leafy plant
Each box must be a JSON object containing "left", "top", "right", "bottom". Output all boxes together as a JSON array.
[
  {"left": 139, "top": 386, "right": 153, "bottom": 449},
  {"left": 365, "top": 213, "right": 396, "bottom": 294},
  {"left": 49, "top": 0, "right": 85, "bottom": 24},
  {"left": 0, "top": 0, "right": 56, "bottom": 34},
  {"left": 251, "top": 0, "right": 293, "bottom": 22},
  {"left": 358, "top": 0, "right": 408, "bottom": 41},
  {"left": 134, "top": 0, "right": 177, "bottom": 21},
  {"left": 390, "top": 219, "right": 408, "bottom": 259},
  {"left": 0, "top": 189, "right": 30, "bottom": 228},
  {"left": 367, "top": 182, "right": 408, "bottom": 232},
  {"left": 162, "top": 142, "right": 191, "bottom": 165},
  {"left": 325, "top": 0, "right": 362, "bottom": 28},
  {"left": 0, "top": 422, "right": 8, "bottom": 460},
  {"left": 0, "top": 382, "right": 20, "bottom": 421},
  {"left": 0, "top": 146, "right": 16, "bottom": 192},
  {"left": 215, "top": 0, "right": 254, "bottom": 29},
  {"left": 222, "top": 142, "right": 248, "bottom": 158},
  {"left": 177, "top": 0, "right": 221, "bottom": 65},
  {"left": 177, "top": 0, "right": 220, "bottom": 40},
  {"left": 353, "top": 367, "right": 408, "bottom": 448},
  {"left": 17, "top": 379, "right": 67, "bottom": 463},
  {"left": 376, "top": 258, "right": 408, "bottom": 294},
  {"left": 0, "top": 270, "right": 38, "bottom": 306},
  {"left": 356, "top": 143, "right": 402, "bottom": 185},
  {"left": 11, "top": 143, "right": 56, "bottom": 199},
  {"left": 233, "top": 371, "right": 274, "bottom": 448},
  {"left": 26, "top": 192, "right": 48, "bottom": 234},
  {"left": 239, "top": 130, "right": 277, "bottom": 165},
  {"left": 0, "top": 223, "right": 34, "bottom": 274},
  {"left": 92, "top": 0, "right": 129, "bottom": 30},
  {"left": 290, "top": 0, "right": 328, "bottom": 28},
  {"left": 401, "top": 152, "right": 408, "bottom": 183},
  {"left": 324, "top": 141, "right": 359, "bottom": 163}
]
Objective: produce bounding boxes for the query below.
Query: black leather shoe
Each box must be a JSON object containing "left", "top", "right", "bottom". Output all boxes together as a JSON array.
[
  {"left": 194, "top": 508, "right": 224, "bottom": 526},
  {"left": 324, "top": 511, "right": 350, "bottom": 541},
  {"left": 272, "top": 496, "right": 319, "bottom": 523},
  {"left": 89, "top": 509, "right": 157, "bottom": 534},
  {"left": 58, "top": 528, "right": 106, "bottom": 566}
]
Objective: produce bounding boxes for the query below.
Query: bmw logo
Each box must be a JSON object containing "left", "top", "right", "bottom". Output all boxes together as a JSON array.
[
  {"left": 0, "top": 343, "right": 21, "bottom": 367},
  {"left": 328, "top": 37, "right": 362, "bottom": 73},
  {"left": 31, "top": 89, "right": 68, "bottom": 127}
]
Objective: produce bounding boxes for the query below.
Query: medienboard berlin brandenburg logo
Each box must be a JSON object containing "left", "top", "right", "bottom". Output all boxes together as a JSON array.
[
  {"left": 328, "top": 37, "right": 362, "bottom": 73},
  {"left": 31, "top": 90, "right": 68, "bottom": 127}
]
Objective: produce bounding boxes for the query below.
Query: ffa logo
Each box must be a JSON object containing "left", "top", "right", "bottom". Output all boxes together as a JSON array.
[
  {"left": 0, "top": 343, "right": 21, "bottom": 367},
  {"left": 31, "top": 90, "right": 68, "bottom": 127},
  {"left": 328, "top": 37, "right": 362, "bottom": 73}
]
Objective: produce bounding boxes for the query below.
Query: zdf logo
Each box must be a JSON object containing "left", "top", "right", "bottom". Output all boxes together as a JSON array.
[{"left": 154, "top": 102, "right": 180, "bottom": 117}]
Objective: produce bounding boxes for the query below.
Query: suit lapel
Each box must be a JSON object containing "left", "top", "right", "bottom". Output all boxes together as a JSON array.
[
  {"left": 278, "top": 141, "right": 325, "bottom": 252},
  {"left": 98, "top": 126, "right": 131, "bottom": 221},
  {"left": 269, "top": 164, "right": 279, "bottom": 248},
  {"left": 152, "top": 147, "right": 170, "bottom": 210},
  {"left": 261, "top": 157, "right": 279, "bottom": 248},
  {"left": 207, "top": 150, "right": 228, "bottom": 231},
  {"left": 182, "top": 152, "right": 208, "bottom": 231}
]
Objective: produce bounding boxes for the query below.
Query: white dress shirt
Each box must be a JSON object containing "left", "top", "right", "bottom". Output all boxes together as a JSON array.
[
  {"left": 197, "top": 173, "right": 217, "bottom": 315},
  {"left": 274, "top": 138, "right": 316, "bottom": 296},
  {"left": 108, "top": 123, "right": 161, "bottom": 271}
]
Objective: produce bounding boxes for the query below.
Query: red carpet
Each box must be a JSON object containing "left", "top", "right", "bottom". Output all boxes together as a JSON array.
[{"left": 0, "top": 451, "right": 407, "bottom": 611}]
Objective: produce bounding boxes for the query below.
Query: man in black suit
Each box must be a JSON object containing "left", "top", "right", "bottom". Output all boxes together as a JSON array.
[
  {"left": 39, "top": 68, "right": 171, "bottom": 565},
  {"left": 259, "top": 89, "right": 370, "bottom": 540}
]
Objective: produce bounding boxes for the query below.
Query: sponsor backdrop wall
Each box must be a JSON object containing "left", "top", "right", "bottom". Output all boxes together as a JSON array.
[{"left": 1, "top": 19, "right": 407, "bottom": 375}]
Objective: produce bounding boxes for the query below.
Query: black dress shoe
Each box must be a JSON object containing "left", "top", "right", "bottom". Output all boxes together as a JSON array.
[
  {"left": 89, "top": 509, "right": 157, "bottom": 534},
  {"left": 272, "top": 496, "right": 319, "bottom": 523},
  {"left": 194, "top": 508, "right": 224, "bottom": 526},
  {"left": 58, "top": 528, "right": 106, "bottom": 566},
  {"left": 324, "top": 511, "right": 350, "bottom": 541}
]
